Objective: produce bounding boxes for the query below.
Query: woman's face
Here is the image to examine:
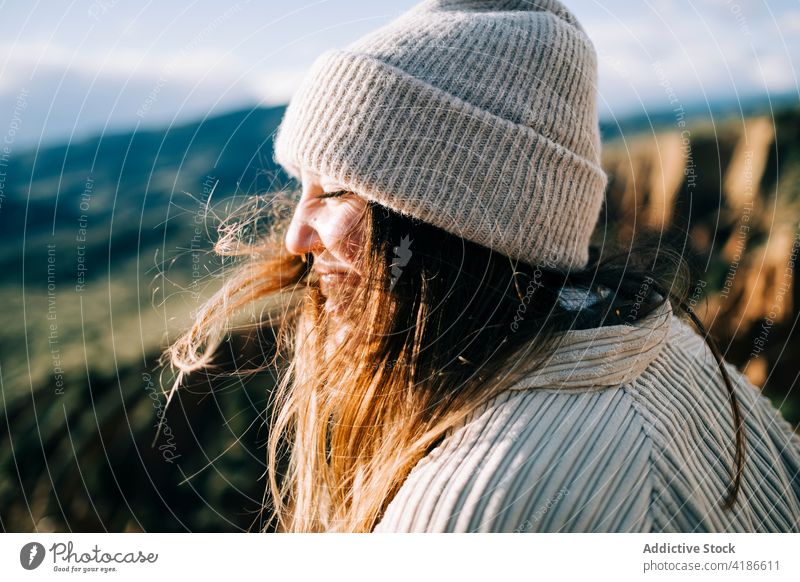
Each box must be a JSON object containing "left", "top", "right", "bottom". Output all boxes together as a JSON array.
[{"left": 284, "top": 167, "right": 367, "bottom": 317}]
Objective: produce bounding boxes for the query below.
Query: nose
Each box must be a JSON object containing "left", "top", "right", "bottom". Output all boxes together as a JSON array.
[{"left": 285, "top": 198, "right": 323, "bottom": 257}]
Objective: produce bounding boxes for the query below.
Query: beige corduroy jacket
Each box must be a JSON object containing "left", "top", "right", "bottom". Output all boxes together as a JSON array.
[{"left": 373, "top": 301, "right": 800, "bottom": 532}]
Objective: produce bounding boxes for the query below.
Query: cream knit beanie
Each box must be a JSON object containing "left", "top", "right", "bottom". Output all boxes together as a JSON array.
[{"left": 273, "top": 0, "right": 607, "bottom": 270}]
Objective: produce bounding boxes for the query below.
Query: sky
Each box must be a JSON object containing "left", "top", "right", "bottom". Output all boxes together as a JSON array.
[{"left": 1, "top": 0, "right": 798, "bottom": 148}]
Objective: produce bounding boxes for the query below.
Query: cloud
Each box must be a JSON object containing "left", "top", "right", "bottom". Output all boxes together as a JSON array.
[
  {"left": 576, "top": 0, "right": 800, "bottom": 118},
  {"left": 0, "top": 39, "right": 299, "bottom": 146}
]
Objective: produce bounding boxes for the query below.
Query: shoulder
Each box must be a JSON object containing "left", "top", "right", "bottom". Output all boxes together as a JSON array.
[
  {"left": 373, "top": 314, "right": 800, "bottom": 532},
  {"left": 622, "top": 315, "right": 800, "bottom": 531},
  {"left": 373, "top": 386, "right": 655, "bottom": 532}
]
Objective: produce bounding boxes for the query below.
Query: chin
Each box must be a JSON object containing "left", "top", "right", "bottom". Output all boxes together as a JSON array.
[
  {"left": 321, "top": 285, "right": 354, "bottom": 310},
  {"left": 323, "top": 295, "right": 348, "bottom": 317}
]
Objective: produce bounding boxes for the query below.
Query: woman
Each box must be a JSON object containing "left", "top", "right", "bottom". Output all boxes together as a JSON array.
[{"left": 167, "top": 0, "right": 800, "bottom": 532}]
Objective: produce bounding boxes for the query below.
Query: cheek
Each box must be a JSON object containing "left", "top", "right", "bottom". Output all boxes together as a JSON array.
[{"left": 318, "top": 206, "right": 365, "bottom": 261}]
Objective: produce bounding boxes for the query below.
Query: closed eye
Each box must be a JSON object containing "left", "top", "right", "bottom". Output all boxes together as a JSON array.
[{"left": 317, "top": 189, "right": 349, "bottom": 200}]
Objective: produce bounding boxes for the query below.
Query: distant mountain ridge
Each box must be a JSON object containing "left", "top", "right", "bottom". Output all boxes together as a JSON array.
[{"left": 0, "top": 106, "right": 289, "bottom": 295}]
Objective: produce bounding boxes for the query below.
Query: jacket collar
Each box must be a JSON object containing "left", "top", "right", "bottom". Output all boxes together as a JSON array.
[{"left": 507, "top": 300, "right": 674, "bottom": 391}]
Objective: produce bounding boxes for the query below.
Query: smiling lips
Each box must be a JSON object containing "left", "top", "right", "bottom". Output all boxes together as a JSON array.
[{"left": 318, "top": 270, "right": 360, "bottom": 296}]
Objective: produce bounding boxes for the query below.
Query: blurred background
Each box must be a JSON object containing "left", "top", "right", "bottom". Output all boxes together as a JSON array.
[{"left": 1, "top": 0, "right": 799, "bottom": 532}]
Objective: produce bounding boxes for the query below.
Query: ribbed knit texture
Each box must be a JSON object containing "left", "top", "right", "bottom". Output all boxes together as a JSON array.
[
  {"left": 273, "top": 0, "right": 608, "bottom": 270},
  {"left": 373, "top": 302, "right": 800, "bottom": 532}
]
